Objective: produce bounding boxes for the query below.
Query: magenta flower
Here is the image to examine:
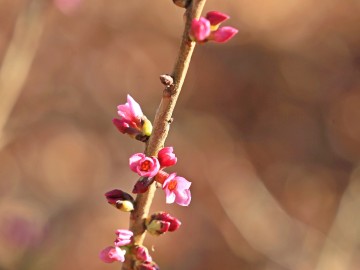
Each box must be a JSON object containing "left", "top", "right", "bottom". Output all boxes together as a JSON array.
[
  {"left": 114, "top": 229, "right": 133, "bottom": 247},
  {"left": 190, "top": 17, "right": 211, "bottom": 42},
  {"left": 162, "top": 173, "right": 191, "bottom": 206},
  {"left": 99, "top": 246, "right": 126, "bottom": 263},
  {"left": 117, "top": 95, "right": 143, "bottom": 125},
  {"left": 129, "top": 153, "right": 160, "bottom": 178},
  {"left": 206, "top": 11, "right": 229, "bottom": 26},
  {"left": 211, "top": 26, "right": 238, "bottom": 43},
  {"left": 146, "top": 212, "right": 181, "bottom": 235},
  {"left": 158, "top": 147, "right": 177, "bottom": 168},
  {"left": 189, "top": 11, "right": 238, "bottom": 44},
  {"left": 133, "top": 245, "right": 152, "bottom": 262},
  {"left": 113, "top": 95, "right": 152, "bottom": 139}
]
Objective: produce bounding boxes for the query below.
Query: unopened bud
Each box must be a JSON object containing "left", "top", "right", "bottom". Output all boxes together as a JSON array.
[
  {"left": 132, "top": 245, "right": 152, "bottom": 262},
  {"left": 145, "top": 212, "right": 181, "bottom": 236},
  {"left": 105, "top": 189, "right": 135, "bottom": 212},
  {"left": 132, "top": 177, "right": 154, "bottom": 194}
]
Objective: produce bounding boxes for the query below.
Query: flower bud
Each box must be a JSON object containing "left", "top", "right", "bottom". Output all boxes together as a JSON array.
[
  {"left": 145, "top": 212, "right": 181, "bottom": 236},
  {"left": 114, "top": 229, "right": 133, "bottom": 247},
  {"left": 158, "top": 147, "right": 177, "bottom": 168},
  {"left": 190, "top": 17, "right": 211, "bottom": 42},
  {"left": 132, "top": 245, "right": 152, "bottom": 262},
  {"left": 132, "top": 177, "right": 154, "bottom": 194},
  {"left": 99, "top": 246, "right": 126, "bottom": 263},
  {"left": 211, "top": 26, "right": 238, "bottom": 43},
  {"left": 105, "top": 189, "right": 135, "bottom": 212},
  {"left": 206, "top": 11, "right": 229, "bottom": 30},
  {"left": 135, "top": 260, "right": 160, "bottom": 270}
]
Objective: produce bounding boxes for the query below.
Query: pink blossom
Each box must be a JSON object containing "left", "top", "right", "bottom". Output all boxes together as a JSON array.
[
  {"left": 129, "top": 153, "right": 160, "bottom": 178},
  {"left": 163, "top": 173, "right": 191, "bottom": 206},
  {"left": 146, "top": 212, "right": 181, "bottom": 235},
  {"left": 99, "top": 246, "right": 126, "bottom": 263},
  {"left": 190, "top": 17, "right": 211, "bottom": 42},
  {"left": 158, "top": 147, "right": 177, "bottom": 168},
  {"left": 133, "top": 245, "right": 152, "bottom": 262},
  {"left": 206, "top": 11, "right": 229, "bottom": 26},
  {"left": 211, "top": 26, "right": 238, "bottom": 43},
  {"left": 54, "top": 0, "right": 82, "bottom": 15},
  {"left": 117, "top": 95, "right": 143, "bottom": 129},
  {"left": 114, "top": 229, "right": 133, "bottom": 247}
]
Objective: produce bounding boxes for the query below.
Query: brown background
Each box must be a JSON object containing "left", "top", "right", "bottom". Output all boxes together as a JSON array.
[{"left": 1, "top": 0, "right": 360, "bottom": 270}]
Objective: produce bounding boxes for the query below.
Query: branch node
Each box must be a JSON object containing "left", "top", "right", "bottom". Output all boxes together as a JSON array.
[{"left": 159, "top": 74, "right": 174, "bottom": 86}]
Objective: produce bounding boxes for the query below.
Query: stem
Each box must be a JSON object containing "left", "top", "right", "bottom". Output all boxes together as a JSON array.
[{"left": 122, "top": 0, "right": 207, "bottom": 269}]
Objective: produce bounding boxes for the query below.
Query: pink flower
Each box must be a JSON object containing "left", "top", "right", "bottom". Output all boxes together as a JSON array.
[
  {"left": 54, "top": 0, "right": 82, "bottom": 14},
  {"left": 129, "top": 153, "right": 160, "bottom": 178},
  {"left": 158, "top": 147, "right": 177, "bottom": 168},
  {"left": 114, "top": 229, "right": 133, "bottom": 247},
  {"left": 133, "top": 245, "right": 152, "bottom": 262},
  {"left": 211, "top": 26, "right": 238, "bottom": 43},
  {"left": 99, "top": 246, "right": 126, "bottom": 263},
  {"left": 117, "top": 95, "right": 143, "bottom": 126},
  {"left": 146, "top": 212, "right": 181, "bottom": 235},
  {"left": 190, "top": 17, "right": 211, "bottom": 42},
  {"left": 113, "top": 95, "right": 153, "bottom": 139},
  {"left": 206, "top": 11, "right": 229, "bottom": 26},
  {"left": 163, "top": 173, "right": 191, "bottom": 206}
]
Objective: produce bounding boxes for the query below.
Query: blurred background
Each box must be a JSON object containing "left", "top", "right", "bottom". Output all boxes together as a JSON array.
[{"left": 1, "top": 0, "right": 360, "bottom": 269}]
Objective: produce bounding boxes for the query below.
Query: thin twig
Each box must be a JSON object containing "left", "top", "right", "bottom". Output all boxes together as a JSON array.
[{"left": 121, "top": 0, "right": 207, "bottom": 269}]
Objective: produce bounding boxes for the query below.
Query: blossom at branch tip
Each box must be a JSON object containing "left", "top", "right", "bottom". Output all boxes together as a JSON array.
[
  {"left": 163, "top": 173, "right": 191, "bottom": 206},
  {"left": 146, "top": 212, "right": 181, "bottom": 236},
  {"left": 190, "top": 11, "right": 238, "bottom": 43},
  {"left": 133, "top": 245, "right": 152, "bottom": 262},
  {"left": 190, "top": 17, "right": 211, "bottom": 42},
  {"left": 114, "top": 229, "right": 133, "bottom": 247},
  {"left": 158, "top": 147, "right": 177, "bottom": 168},
  {"left": 99, "top": 246, "right": 126, "bottom": 263},
  {"left": 113, "top": 95, "right": 152, "bottom": 140},
  {"left": 105, "top": 189, "right": 135, "bottom": 212},
  {"left": 54, "top": 0, "right": 82, "bottom": 15},
  {"left": 129, "top": 153, "right": 160, "bottom": 178}
]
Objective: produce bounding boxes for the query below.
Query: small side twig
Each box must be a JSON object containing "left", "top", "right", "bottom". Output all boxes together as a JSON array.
[{"left": 121, "top": 0, "right": 207, "bottom": 269}]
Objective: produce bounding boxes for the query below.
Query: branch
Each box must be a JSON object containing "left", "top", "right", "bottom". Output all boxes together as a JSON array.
[{"left": 121, "top": 0, "right": 207, "bottom": 269}]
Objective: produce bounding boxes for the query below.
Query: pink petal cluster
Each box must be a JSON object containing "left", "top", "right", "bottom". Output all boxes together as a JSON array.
[
  {"left": 133, "top": 245, "right": 152, "bottom": 262},
  {"left": 146, "top": 212, "right": 181, "bottom": 235},
  {"left": 114, "top": 229, "right": 133, "bottom": 246},
  {"left": 158, "top": 147, "right": 177, "bottom": 168},
  {"left": 99, "top": 229, "right": 133, "bottom": 264},
  {"left": 129, "top": 153, "right": 160, "bottom": 177},
  {"left": 113, "top": 95, "right": 152, "bottom": 140},
  {"left": 99, "top": 246, "right": 126, "bottom": 263},
  {"left": 113, "top": 95, "right": 142, "bottom": 133},
  {"left": 135, "top": 260, "right": 160, "bottom": 270},
  {"left": 190, "top": 11, "right": 238, "bottom": 43},
  {"left": 163, "top": 173, "right": 191, "bottom": 206}
]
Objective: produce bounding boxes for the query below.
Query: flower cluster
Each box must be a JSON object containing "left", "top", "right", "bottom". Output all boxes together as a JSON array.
[
  {"left": 113, "top": 95, "right": 153, "bottom": 142},
  {"left": 190, "top": 11, "right": 238, "bottom": 43},
  {"left": 100, "top": 96, "right": 191, "bottom": 268}
]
